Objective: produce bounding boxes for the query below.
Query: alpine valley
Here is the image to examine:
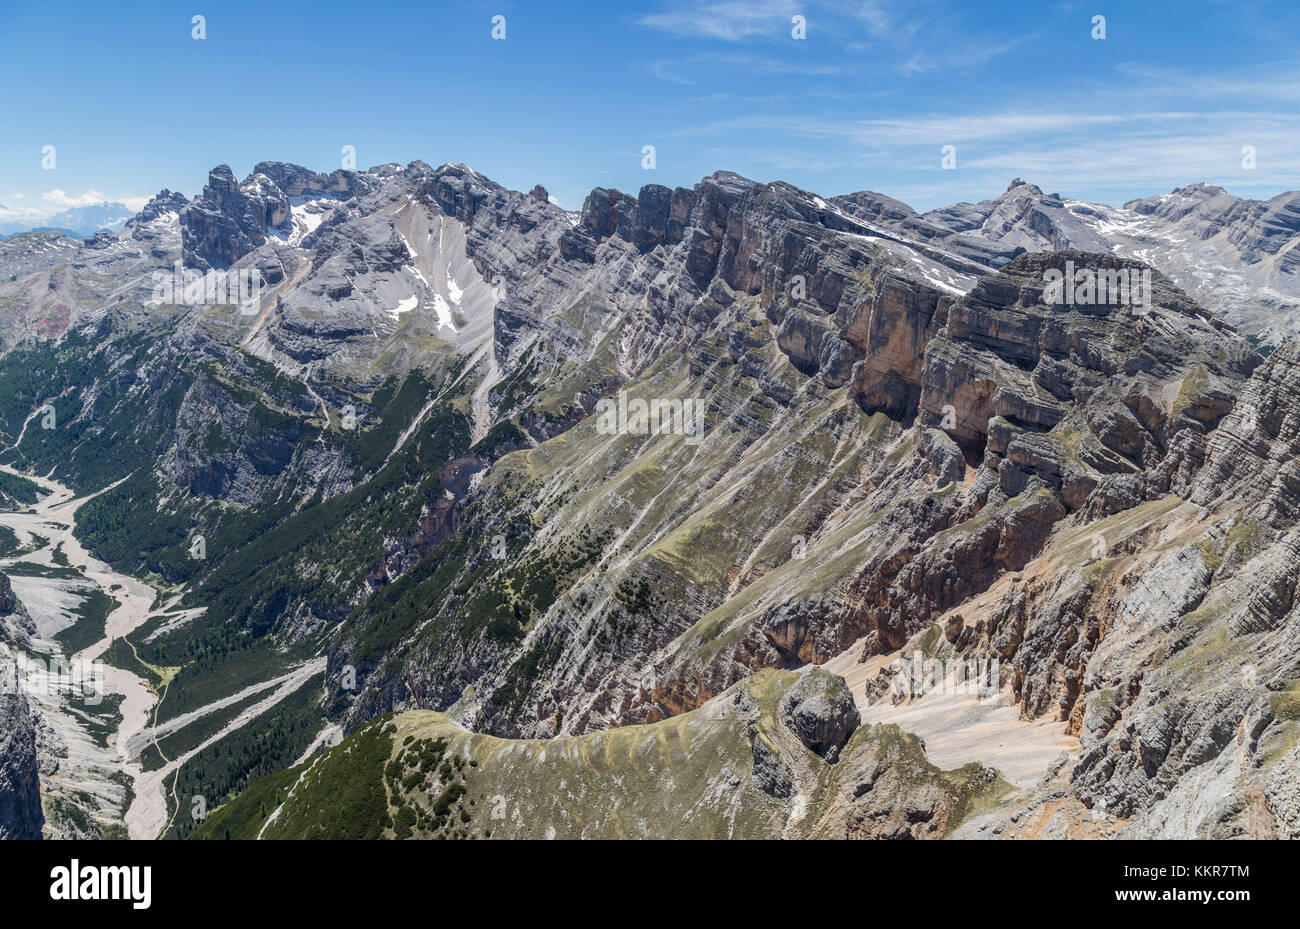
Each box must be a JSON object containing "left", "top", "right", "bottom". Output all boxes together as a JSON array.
[{"left": 2, "top": 160, "right": 1299, "bottom": 841}]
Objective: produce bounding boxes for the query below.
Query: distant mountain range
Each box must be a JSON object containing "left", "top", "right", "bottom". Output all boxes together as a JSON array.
[{"left": 0, "top": 201, "right": 136, "bottom": 239}]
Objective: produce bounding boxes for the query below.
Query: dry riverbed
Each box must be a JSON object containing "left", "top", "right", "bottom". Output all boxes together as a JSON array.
[{"left": 0, "top": 465, "right": 320, "bottom": 839}]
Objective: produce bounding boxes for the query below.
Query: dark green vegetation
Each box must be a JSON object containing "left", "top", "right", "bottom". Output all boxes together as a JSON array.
[
  {"left": 52, "top": 585, "right": 119, "bottom": 654},
  {"left": 0, "top": 325, "right": 194, "bottom": 492},
  {"left": 186, "top": 763, "right": 303, "bottom": 841},
  {"left": 0, "top": 469, "right": 40, "bottom": 509},
  {"left": 164, "top": 673, "right": 326, "bottom": 839},
  {"left": 1, "top": 560, "right": 82, "bottom": 580},
  {"left": 190, "top": 716, "right": 480, "bottom": 841},
  {"left": 191, "top": 715, "right": 397, "bottom": 841},
  {"left": 64, "top": 692, "right": 124, "bottom": 751},
  {"left": 76, "top": 368, "right": 473, "bottom": 735},
  {"left": 384, "top": 735, "right": 475, "bottom": 839},
  {"left": 0, "top": 310, "right": 489, "bottom": 829},
  {"left": 138, "top": 689, "right": 266, "bottom": 773}
]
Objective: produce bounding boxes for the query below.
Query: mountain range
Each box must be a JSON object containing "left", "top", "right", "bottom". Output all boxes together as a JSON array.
[
  {"left": 1, "top": 159, "right": 1299, "bottom": 841},
  {"left": 0, "top": 202, "right": 137, "bottom": 241}
]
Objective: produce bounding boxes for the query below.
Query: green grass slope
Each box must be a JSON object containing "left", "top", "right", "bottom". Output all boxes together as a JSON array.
[{"left": 192, "top": 669, "right": 1013, "bottom": 840}]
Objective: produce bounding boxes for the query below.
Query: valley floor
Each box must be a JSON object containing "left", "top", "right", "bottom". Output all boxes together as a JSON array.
[{"left": 0, "top": 466, "right": 320, "bottom": 839}]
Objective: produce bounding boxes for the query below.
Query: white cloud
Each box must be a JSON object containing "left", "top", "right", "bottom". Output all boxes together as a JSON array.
[
  {"left": 0, "top": 189, "right": 147, "bottom": 225},
  {"left": 638, "top": 0, "right": 913, "bottom": 43},
  {"left": 645, "top": 58, "right": 698, "bottom": 84},
  {"left": 668, "top": 110, "right": 1151, "bottom": 146},
  {"left": 42, "top": 188, "right": 109, "bottom": 209},
  {"left": 0, "top": 204, "right": 47, "bottom": 223},
  {"left": 40, "top": 189, "right": 146, "bottom": 211}
]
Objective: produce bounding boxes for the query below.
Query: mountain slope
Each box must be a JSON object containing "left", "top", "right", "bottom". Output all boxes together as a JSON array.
[
  {"left": 192, "top": 668, "right": 1013, "bottom": 840},
  {"left": 0, "top": 161, "right": 1298, "bottom": 839}
]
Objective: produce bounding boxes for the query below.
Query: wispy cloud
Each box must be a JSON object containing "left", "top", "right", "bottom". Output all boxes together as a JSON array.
[
  {"left": 1112, "top": 62, "right": 1300, "bottom": 103},
  {"left": 899, "top": 32, "right": 1040, "bottom": 76},
  {"left": 838, "top": 0, "right": 895, "bottom": 38},
  {"left": 636, "top": 1, "right": 1038, "bottom": 82},
  {"left": 693, "top": 53, "right": 841, "bottom": 75},
  {"left": 637, "top": 0, "right": 799, "bottom": 41},
  {"left": 668, "top": 110, "right": 1157, "bottom": 146},
  {"left": 666, "top": 93, "right": 1300, "bottom": 207},
  {"left": 641, "top": 51, "right": 843, "bottom": 85},
  {"left": 644, "top": 58, "right": 698, "bottom": 84}
]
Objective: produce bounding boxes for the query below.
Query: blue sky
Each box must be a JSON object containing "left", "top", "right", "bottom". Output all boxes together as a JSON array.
[{"left": 2, "top": 0, "right": 1299, "bottom": 220}]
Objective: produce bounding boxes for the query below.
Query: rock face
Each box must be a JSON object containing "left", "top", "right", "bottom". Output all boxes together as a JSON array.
[
  {"left": 0, "top": 654, "right": 41, "bottom": 840},
  {"left": 1266, "top": 745, "right": 1300, "bottom": 839},
  {"left": 779, "top": 667, "right": 861, "bottom": 762},
  {"left": 1192, "top": 340, "right": 1300, "bottom": 524},
  {"left": 918, "top": 251, "right": 1257, "bottom": 508},
  {"left": 0, "top": 574, "right": 43, "bottom": 840},
  {"left": 182, "top": 165, "right": 287, "bottom": 270}
]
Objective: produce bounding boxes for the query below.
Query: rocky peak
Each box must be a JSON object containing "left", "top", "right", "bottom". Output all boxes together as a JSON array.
[
  {"left": 1123, "top": 183, "right": 1239, "bottom": 222},
  {"left": 703, "top": 170, "right": 758, "bottom": 197},
  {"left": 181, "top": 164, "right": 289, "bottom": 269},
  {"left": 250, "top": 161, "right": 365, "bottom": 201},
  {"left": 561, "top": 181, "right": 700, "bottom": 261},
  {"left": 1004, "top": 177, "right": 1041, "bottom": 196},
  {"left": 206, "top": 164, "right": 238, "bottom": 193},
  {"left": 921, "top": 179, "right": 1112, "bottom": 253},
  {"left": 830, "top": 188, "right": 918, "bottom": 224},
  {"left": 423, "top": 163, "right": 504, "bottom": 226},
  {"left": 131, "top": 189, "right": 188, "bottom": 225}
]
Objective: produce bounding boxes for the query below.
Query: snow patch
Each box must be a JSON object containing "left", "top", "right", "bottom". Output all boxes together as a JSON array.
[{"left": 429, "top": 293, "right": 454, "bottom": 328}]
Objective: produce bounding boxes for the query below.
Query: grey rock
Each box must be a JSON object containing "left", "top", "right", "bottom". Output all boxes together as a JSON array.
[{"left": 778, "top": 667, "right": 861, "bottom": 763}]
